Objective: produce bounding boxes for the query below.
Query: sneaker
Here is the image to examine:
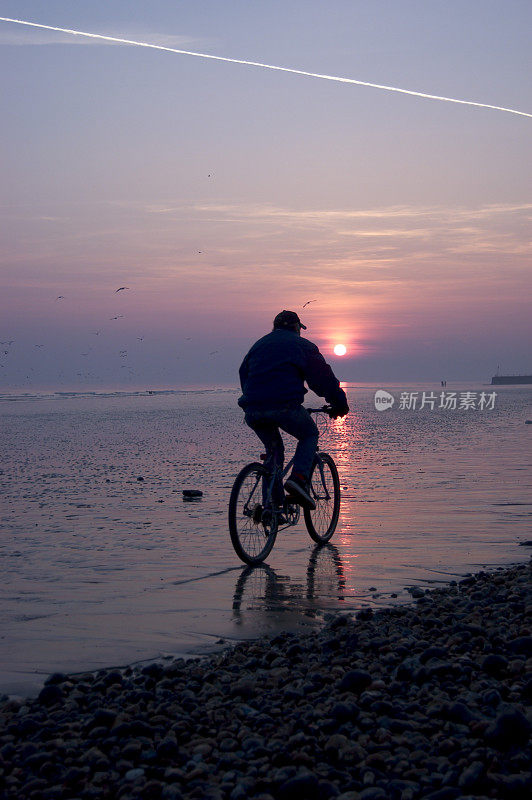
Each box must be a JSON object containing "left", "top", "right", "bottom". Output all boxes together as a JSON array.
[{"left": 284, "top": 473, "right": 316, "bottom": 510}]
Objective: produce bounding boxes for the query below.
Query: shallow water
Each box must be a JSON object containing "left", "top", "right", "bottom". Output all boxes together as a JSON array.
[{"left": 1, "top": 384, "right": 531, "bottom": 695}]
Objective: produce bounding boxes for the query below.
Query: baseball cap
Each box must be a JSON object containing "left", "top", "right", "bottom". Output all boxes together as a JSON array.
[{"left": 273, "top": 310, "right": 307, "bottom": 330}]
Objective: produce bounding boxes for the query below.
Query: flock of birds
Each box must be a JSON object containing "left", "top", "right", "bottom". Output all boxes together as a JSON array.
[
  {"left": 2, "top": 288, "right": 161, "bottom": 385},
  {"left": 1, "top": 289, "right": 319, "bottom": 387},
  {"left": 2, "top": 159, "right": 320, "bottom": 389}
]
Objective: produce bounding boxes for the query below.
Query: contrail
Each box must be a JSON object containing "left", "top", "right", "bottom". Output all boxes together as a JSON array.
[{"left": 1, "top": 16, "right": 531, "bottom": 119}]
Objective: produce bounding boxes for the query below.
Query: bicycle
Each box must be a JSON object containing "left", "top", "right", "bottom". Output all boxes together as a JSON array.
[{"left": 228, "top": 406, "right": 341, "bottom": 564}]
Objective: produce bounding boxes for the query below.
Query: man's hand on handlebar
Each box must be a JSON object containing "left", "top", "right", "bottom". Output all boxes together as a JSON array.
[
  {"left": 328, "top": 403, "right": 349, "bottom": 419},
  {"left": 306, "top": 404, "right": 350, "bottom": 419}
]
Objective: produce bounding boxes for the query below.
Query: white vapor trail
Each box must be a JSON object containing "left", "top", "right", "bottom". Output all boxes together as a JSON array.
[{"left": 1, "top": 16, "right": 531, "bottom": 119}]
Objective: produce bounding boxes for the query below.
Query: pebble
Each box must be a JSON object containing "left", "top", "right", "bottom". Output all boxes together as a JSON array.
[
  {"left": 0, "top": 561, "right": 530, "bottom": 799},
  {"left": 124, "top": 767, "right": 145, "bottom": 780}
]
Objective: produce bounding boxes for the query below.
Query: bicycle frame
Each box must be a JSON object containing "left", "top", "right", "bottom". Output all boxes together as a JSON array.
[
  {"left": 259, "top": 406, "right": 334, "bottom": 511},
  {"left": 261, "top": 450, "right": 331, "bottom": 518}
]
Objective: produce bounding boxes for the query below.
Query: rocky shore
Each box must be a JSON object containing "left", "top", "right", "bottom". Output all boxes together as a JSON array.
[{"left": 1, "top": 560, "right": 531, "bottom": 800}]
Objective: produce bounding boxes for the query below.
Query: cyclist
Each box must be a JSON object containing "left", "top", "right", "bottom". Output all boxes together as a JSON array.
[{"left": 238, "top": 310, "right": 349, "bottom": 509}]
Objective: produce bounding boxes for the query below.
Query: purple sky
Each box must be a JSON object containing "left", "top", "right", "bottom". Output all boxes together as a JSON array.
[{"left": 1, "top": 1, "right": 531, "bottom": 389}]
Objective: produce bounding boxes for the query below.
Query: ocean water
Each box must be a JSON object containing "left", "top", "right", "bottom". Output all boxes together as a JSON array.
[{"left": 1, "top": 383, "right": 531, "bottom": 695}]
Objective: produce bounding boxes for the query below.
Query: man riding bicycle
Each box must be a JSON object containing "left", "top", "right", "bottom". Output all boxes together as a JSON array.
[{"left": 238, "top": 310, "right": 349, "bottom": 510}]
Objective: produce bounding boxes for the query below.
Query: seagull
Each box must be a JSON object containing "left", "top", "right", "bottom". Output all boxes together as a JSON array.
[
  {"left": 209, "top": 350, "right": 219, "bottom": 355},
  {"left": 55, "top": 296, "right": 64, "bottom": 301},
  {"left": 91, "top": 330, "right": 101, "bottom": 336},
  {"left": 185, "top": 337, "right": 192, "bottom": 341},
  {"left": 34, "top": 344, "right": 44, "bottom": 348},
  {"left": 110, "top": 315, "right": 124, "bottom": 320},
  {"left": 136, "top": 337, "right": 143, "bottom": 341},
  {"left": 302, "top": 300, "right": 317, "bottom": 308},
  {"left": 0, "top": 340, "right": 14, "bottom": 346},
  {"left": 115, "top": 287, "right": 130, "bottom": 293}
]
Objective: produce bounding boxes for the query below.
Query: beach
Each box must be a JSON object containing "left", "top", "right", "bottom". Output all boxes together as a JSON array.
[
  {"left": 1, "top": 385, "right": 531, "bottom": 696},
  {"left": 1, "top": 559, "right": 530, "bottom": 799},
  {"left": 0, "top": 386, "right": 531, "bottom": 797}
]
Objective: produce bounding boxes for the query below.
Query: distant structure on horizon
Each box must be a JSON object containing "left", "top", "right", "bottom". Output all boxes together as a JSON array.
[{"left": 491, "top": 374, "right": 532, "bottom": 385}]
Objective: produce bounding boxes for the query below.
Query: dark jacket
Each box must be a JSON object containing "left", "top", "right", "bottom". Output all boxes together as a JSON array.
[{"left": 238, "top": 329, "right": 348, "bottom": 411}]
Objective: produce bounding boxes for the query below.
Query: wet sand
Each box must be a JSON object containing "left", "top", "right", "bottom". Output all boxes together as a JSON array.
[{"left": 1, "top": 560, "right": 530, "bottom": 799}]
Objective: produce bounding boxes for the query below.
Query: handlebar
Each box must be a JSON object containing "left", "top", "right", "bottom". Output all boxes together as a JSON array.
[{"left": 306, "top": 405, "right": 333, "bottom": 415}]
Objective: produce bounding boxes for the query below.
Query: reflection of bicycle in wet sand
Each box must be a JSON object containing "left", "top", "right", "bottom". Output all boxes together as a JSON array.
[
  {"left": 232, "top": 544, "right": 346, "bottom": 617},
  {"left": 228, "top": 407, "right": 340, "bottom": 564}
]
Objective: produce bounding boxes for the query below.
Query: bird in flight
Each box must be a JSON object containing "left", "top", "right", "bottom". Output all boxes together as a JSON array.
[
  {"left": 55, "top": 296, "right": 64, "bottom": 301},
  {"left": 302, "top": 300, "right": 317, "bottom": 308},
  {"left": 110, "top": 315, "right": 124, "bottom": 320},
  {"left": 115, "top": 287, "right": 130, "bottom": 293}
]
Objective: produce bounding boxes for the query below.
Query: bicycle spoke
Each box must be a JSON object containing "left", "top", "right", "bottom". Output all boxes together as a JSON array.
[
  {"left": 229, "top": 463, "right": 278, "bottom": 564},
  {"left": 304, "top": 453, "right": 340, "bottom": 544}
]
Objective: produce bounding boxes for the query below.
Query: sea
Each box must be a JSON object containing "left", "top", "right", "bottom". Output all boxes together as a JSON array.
[{"left": 1, "top": 382, "right": 531, "bottom": 696}]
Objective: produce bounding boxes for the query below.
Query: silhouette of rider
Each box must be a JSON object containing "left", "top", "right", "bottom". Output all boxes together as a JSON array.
[{"left": 238, "top": 310, "right": 349, "bottom": 509}]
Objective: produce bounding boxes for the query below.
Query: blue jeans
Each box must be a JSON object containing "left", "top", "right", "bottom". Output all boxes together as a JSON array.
[{"left": 245, "top": 406, "right": 319, "bottom": 505}]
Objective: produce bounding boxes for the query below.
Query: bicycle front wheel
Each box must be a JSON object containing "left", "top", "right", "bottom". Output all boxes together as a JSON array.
[
  {"left": 304, "top": 452, "right": 340, "bottom": 544},
  {"left": 229, "top": 462, "right": 278, "bottom": 564}
]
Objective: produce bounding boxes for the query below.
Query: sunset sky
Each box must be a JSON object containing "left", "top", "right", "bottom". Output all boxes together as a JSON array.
[{"left": 1, "top": 0, "right": 531, "bottom": 389}]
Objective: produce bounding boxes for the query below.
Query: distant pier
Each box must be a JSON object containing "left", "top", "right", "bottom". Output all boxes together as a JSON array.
[{"left": 491, "top": 374, "right": 532, "bottom": 385}]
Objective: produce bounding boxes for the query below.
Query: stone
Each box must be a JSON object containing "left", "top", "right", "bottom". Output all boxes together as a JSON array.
[
  {"left": 37, "top": 685, "right": 63, "bottom": 707},
  {"left": 157, "top": 739, "right": 180, "bottom": 760},
  {"left": 359, "top": 789, "right": 387, "bottom": 800},
  {"left": 278, "top": 773, "right": 321, "bottom": 800},
  {"left": 458, "top": 760, "right": 484, "bottom": 788},
  {"left": 422, "top": 790, "right": 461, "bottom": 800},
  {"left": 481, "top": 654, "right": 508, "bottom": 676},
  {"left": 507, "top": 636, "right": 532, "bottom": 657},
  {"left": 44, "top": 672, "right": 69, "bottom": 685},
  {"left": 125, "top": 767, "right": 146, "bottom": 780},
  {"left": 338, "top": 670, "right": 372, "bottom": 694},
  {"left": 484, "top": 708, "right": 531, "bottom": 749}
]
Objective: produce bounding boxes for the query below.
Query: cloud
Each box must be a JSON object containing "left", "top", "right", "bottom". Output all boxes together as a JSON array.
[
  {"left": 3, "top": 198, "right": 529, "bottom": 302},
  {"left": 0, "top": 28, "right": 209, "bottom": 49}
]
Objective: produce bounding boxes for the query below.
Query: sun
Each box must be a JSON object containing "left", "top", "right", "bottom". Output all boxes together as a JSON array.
[{"left": 333, "top": 344, "right": 347, "bottom": 356}]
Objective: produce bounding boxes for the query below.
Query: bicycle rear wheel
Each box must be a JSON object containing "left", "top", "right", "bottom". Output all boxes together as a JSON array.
[
  {"left": 304, "top": 452, "right": 340, "bottom": 544},
  {"left": 229, "top": 462, "right": 278, "bottom": 564}
]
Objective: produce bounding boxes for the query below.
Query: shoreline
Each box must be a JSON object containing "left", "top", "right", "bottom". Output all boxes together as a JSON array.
[{"left": 1, "top": 560, "right": 530, "bottom": 799}]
